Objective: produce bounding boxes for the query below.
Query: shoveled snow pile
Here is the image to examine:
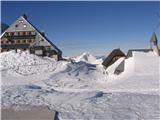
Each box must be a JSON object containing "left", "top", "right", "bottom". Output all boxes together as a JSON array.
[
  {"left": 72, "top": 52, "right": 103, "bottom": 64},
  {"left": 1, "top": 50, "right": 160, "bottom": 120}
]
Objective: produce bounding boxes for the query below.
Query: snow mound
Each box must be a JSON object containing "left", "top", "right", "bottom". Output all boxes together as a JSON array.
[
  {"left": 0, "top": 50, "right": 52, "bottom": 69},
  {"left": 1, "top": 50, "right": 160, "bottom": 119},
  {"left": 73, "top": 52, "right": 103, "bottom": 64},
  {"left": 0, "top": 50, "right": 65, "bottom": 76}
]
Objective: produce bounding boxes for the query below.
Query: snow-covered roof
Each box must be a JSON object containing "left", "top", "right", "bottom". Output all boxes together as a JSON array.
[{"left": 102, "top": 48, "right": 126, "bottom": 68}]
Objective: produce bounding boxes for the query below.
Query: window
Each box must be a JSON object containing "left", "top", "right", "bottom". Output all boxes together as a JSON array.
[
  {"left": 28, "top": 31, "right": 31, "bottom": 35},
  {"left": 11, "top": 40, "right": 14, "bottom": 44},
  {"left": 35, "top": 50, "right": 43, "bottom": 55},
  {"left": 23, "top": 24, "right": 27, "bottom": 28},
  {"left": 20, "top": 32, "right": 23, "bottom": 36},
  {"left": 26, "top": 32, "right": 29, "bottom": 35},
  {"left": 28, "top": 39, "right": 32, "bottom": 43},
  {"left": 15, "top": 24, "right": 18, "bottom": 28},
  {"left": 31, "top": 31, "right": 35, "bottom": 35},
  {"left": 11, "top": 32, "right": 14, "bottom": 36},
  {"left": 8, "top": 33, "right": 11, "bottom": 36},
  {"left": 23, "top": 32, "right": 26, "bottom": 35},
  {"left": 17, "top": 40, "right": 20, "bottom": 44},
  {"left": 23, "top": 40, "right": 26, "bottom": 43},
  {"left": 45, "top": 46, "right": 50, "bottom": 50},
  {"left": 19, "top": 20, "right": 24, "bottom": 23},
  {"left": 113, "top": 56, "right": 120, "bottom": 61}
]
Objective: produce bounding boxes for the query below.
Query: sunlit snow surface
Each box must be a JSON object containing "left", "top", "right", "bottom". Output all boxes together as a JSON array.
[{"left": 1, "top": 50, "right": 160, "bottom": 120}]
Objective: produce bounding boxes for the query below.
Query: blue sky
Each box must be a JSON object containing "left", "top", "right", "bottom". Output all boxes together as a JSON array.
[{"left": 1, "top": 1, "right": 160, "bottom": 56}]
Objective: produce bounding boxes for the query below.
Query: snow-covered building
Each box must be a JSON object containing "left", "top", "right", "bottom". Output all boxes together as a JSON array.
[
  {"left": 0, "top": 14, "right": 62, "bottom": 60},
  {"left": 102, "top": 48, "right": 126, "bottom": 69},
  {"left": 127, "top": 33, "right": 159, "bottom": 57},
  {"left": 127, "top": 49, "right": 151, "bottom": 58}
]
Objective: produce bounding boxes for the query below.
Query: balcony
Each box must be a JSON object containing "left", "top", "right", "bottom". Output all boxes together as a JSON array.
[
  {"left": 1, "top": 43, "right": 30, "bottom": 49},
  {"left": 4, "top": 35, "right": 36, "bottom": 39},
  {"left": 3, "top": 31, "right": 36, "bottom": 39}
]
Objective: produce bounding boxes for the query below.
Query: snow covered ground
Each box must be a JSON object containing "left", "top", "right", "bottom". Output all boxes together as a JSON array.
[{"left": 1, "top": 50, "right": 160, "bottom": 119}]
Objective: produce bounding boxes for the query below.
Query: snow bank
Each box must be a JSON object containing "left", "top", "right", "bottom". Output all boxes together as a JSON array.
[
  {"left": 1, "top": 50, "right": 160, "bottom": 120},
  {"left": 1, "top": 50, "right": 159, "bottom": 91},
  {"left": 0, "top": 50, "right": 50, "bottom": 69},
  {"left": 0, "top": 50, "right": 66, "bottom": 76},
  {"left": 0, "top": 51, "right": 105, "bottom": 88}
]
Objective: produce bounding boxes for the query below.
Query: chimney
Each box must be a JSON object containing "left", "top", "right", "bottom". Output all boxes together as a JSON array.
[{"left": 23, "top": 14, "right": 27, "bottom": 20}]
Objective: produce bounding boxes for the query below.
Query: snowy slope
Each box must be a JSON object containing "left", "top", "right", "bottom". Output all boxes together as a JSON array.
[{"left": 1, "top": 50, "right": 160, "bottom": 120}]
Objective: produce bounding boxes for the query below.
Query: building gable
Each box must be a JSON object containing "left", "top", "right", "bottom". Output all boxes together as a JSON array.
[
  {"left": 102, "top": 49, "right": 126, "bottom": 68},
  {"left": 1, "top": 14, "right": 62, "bottom": 54},
  {"left": 5, "top": 16, "right": 35, "bottom": 32}
]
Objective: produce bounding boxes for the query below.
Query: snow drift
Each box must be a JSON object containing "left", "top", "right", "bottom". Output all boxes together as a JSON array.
[
  {"left": 1, "top": 50, "right": 160, "bottom": 120},
  {"left": 0, "top": 50, "right": 67, "bottom": 76}
]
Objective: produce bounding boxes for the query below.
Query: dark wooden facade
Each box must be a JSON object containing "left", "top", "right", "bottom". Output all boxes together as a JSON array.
[{"left": 1, "top": 31, "right": 36, "bottom": 52}]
